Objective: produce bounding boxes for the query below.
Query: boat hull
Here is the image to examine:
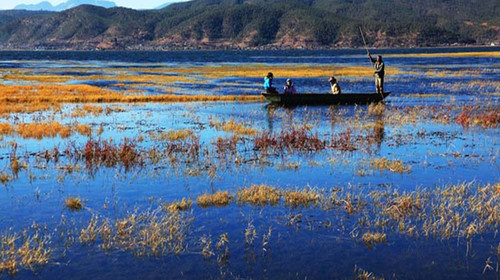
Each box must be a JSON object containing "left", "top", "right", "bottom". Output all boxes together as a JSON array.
[{"left": 262, "top": 92, "right": 390, "bottom": 105}]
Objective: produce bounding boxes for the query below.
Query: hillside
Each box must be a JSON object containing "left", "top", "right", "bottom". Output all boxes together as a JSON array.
[{"left": 0, "top": 0, "right": 498, "bottom": 50}]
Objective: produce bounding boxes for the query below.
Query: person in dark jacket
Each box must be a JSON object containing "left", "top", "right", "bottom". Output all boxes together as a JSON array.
[
  {"left": 283, "top": 79, "right": 297, "bottom": 94},
  {"left": 264, "top": 72, "right": 278, "bottom": 94},
  {"left": 368, "top": 52, "right": 384, "bottom": 94}
]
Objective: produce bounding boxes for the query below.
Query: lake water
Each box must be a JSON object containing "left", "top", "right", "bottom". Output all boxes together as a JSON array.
[{"left": 0, "top": 48, "right": 499, "bottom": 279}]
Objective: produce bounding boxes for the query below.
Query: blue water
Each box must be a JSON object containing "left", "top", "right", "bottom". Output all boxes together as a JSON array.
[{"left": 0, "top": 49, "right": 499, "bottom": 279}]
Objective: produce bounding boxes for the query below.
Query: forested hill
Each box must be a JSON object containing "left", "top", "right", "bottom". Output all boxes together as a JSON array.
[{"left": 0, "top": 0, "right": 498, "bottom": 50}]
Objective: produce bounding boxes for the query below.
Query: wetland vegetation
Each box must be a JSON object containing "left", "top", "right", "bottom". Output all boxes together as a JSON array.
[{"left": 0, "top": 48, "right": 498, "bottom": 279}]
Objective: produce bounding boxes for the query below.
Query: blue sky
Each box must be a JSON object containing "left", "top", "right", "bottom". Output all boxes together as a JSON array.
[{"left": 0, "top": 0, "right": 189, "bottom": 10}]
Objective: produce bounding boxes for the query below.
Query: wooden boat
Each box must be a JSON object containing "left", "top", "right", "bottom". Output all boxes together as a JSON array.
[{"left": 262, "top": 92, "right": 390, "bottom": 105}]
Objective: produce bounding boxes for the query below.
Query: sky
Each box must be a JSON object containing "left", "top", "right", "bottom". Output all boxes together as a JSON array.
[{"left": 0, "top": 0, "right": 189, "bottom": 10}]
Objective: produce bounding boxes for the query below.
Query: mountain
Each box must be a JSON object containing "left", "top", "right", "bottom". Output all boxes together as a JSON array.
[
  {"left": 1, "top": 0, "right": 499, "bottom": 50},
  {"left": 155, "top": 3, "right": 173, "bottom": 9},
  {"left": 14, "top": 0, "right": 116, "bottom": 11}
]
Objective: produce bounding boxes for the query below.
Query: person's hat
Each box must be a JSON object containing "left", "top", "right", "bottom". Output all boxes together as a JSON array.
[{"left": 286, "top": 79, "right": 292, "bottom": 84}]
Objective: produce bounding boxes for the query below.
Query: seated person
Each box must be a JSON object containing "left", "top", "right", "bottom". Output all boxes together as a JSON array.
[
  {"left": 329, "top": 76, "right": 341, "bottom": 94},
  {"left": 264, "top": 72, "right": 278, "bottom": 94},
  {"left": 283, "top": 79, "right": 297, "bottom": 94}
]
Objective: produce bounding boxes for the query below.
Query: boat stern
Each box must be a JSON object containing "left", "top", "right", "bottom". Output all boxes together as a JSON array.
[{"left": 262, "top": 93, "right": 282, "bottom": 103}]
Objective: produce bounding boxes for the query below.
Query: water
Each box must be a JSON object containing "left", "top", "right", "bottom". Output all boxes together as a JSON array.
[{"left": 0, "top": 48, "right": 499, "bottom": 279}]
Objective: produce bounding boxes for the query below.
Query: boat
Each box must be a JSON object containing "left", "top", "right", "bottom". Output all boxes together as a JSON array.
[{"left": 262, "top": 92, "right": 390, "bottom": 105}]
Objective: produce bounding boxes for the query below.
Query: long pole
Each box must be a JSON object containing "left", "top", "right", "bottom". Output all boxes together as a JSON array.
[{"left": 359, "top": 26, "right": 372, "bottom": 66}]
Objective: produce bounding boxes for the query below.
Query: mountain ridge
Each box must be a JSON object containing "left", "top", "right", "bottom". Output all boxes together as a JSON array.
[
  {"left": 1, "top": 0, "right": 499, "bottom": 50},
  {"left": 14, "top": 0, "right": 116, "bottom": 11}
]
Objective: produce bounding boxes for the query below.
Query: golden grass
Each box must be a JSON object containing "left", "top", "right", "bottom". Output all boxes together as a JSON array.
[
  {"left": 284, "top": 189, "right": 320, "bottom": 208},
  {"left": 361, "top": 232, "right": 387, "bottom": 246},
  {"left": 0, "top": 173, "right": 11, "bottom": 185},
  {"left": 0, "top": 85, "right": 263, "bottom": 114},
  {"left": 3, "top": 74, "right": 72, "bottom": 83},
  {"left": 159, "top": 129, "right": 194, "bottom": 141},
  {"left": 212, "top": 119, "right": 258, "bottom": 135},
  {"left": 0, "top": 232, "right": 51, "bottom": 274},
  {"left": 65, "top": 197, "right": 83, "bottom": 211},
  {"left": 1, "top": 122, "right": 92, "bottom": 139},
  {"left": 196, "top": 191, "right": 231, "bottom": 208},
  {"left": 0, "top": 123, "right": 12, "bottom": 135},
  {"left": 17, "top": 122, "right": 71, "bottom": 139},
  {"left": 71, "top": 105, "right": 104, "bottom": 118},
  {"left": 75, "top": 124, "right": 92, "bottom": 136},
  {"left": 165, "top": 198, "right": 193, "bottom": 213},
  {"left": 370, "top": 157, "right": 411, "bottom": 173},
  {"left": 195, "top": 64, "right": 408, "bottom": 78},
  {"left": 237, "top": 185, "right": 281, "bottom": 206}
]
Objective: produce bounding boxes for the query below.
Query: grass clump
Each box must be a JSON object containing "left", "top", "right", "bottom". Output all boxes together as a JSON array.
[
  {"left": 165, "top": 198, "right": 193, "bottom": 213},
  {"left": 75, "top": 124, "right": 92, "bottom": 136},
  {"left": 362, "top": 232, "right": 387, "bottom": 247},
  {"left": 237, "top": 185, "right": 281, "bottom": 206},
  {"left": 0, "top": 231, "right": 51, "bottom": 274},
  {"left": 0, "top": 123, "right": 12, "bottom": 135},
  {"left": 165, "top": 129, "right": 193, "bottom": 141},
  {"left": 284, "top": 188, "right": 321, "bottom": 208},
  {"left": 196, "top": 191, "right": 231, "bottom": 208},
  {"left": 65, "top": 197, "right": 84, "bottom": 211},
  {"left": 211, "top": 119, "right": 258, "bottom": 136},
  {"left": 370, "top": 157, "right": 410, "bottom": 173}
]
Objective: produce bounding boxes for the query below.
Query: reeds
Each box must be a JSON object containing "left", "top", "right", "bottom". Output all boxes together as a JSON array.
[
  {"left": 254, "top": 127, "right": 324, "bottom": 152},
  {"left": 165, "top": 198, "right": 193, "bottom": 213},
  {"left": 284, "top": 189, "right": 321, "bottom": 208},
  {"left": 161, "top": 129, "right": 194, "bottom": 141},
  {"left": 82, "top": 138, "right": 142, "bottom": 171},
  {"left": 196, "top": 191, "right": 231, "bottom": 208},
  {"left": 211, "top": 119, "right": 258, "bottom": 136},
  {"left": 370, "top": 157, "right": 411, "bottom": 173},
  {"left": 0, "top": 231, "right": 51, "bottom": 274},
  {"left": 65, "top": 197, "right": 83, "bottom": 211},
  {"left": 237, "top": 185, "right": 281, "bottom": 206},
  {"left": 361, "top": 232, "right": 387, "bottom": 246}
]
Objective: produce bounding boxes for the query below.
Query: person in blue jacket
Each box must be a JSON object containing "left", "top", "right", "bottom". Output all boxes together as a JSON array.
[{"left": 264, "top": 72, "right": 278, "bottom": 94}]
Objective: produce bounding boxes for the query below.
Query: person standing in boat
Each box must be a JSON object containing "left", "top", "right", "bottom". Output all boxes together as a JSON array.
[
  {"left": 264, "top": 72, "right": 278, "bottom": 94},
  {"left": 329, "top": 76, "right": 341, "bottom": 94},
  {"left": 283, "top": 79, "right": 297, "bottom": 94},
  {"left": 368, "top": 52, "right": 385, "bottom": 94}
]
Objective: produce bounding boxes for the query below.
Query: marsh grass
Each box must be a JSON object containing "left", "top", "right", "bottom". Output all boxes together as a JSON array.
[
  {"left": 77, "top": 207, "right": 192, "bottom": 256},
  {"left": 0, "top": 231, "right": 51, "bottom": 274},
  {"left": 71, "top": 105, "right": 104, "bottom": 117},
  {"left": 155, "top": 129, "right": 194, "bottom": 141},
  {"left": 165, "top": 198, "right": 193, "bottom": 213},
  {"left": 196, "top": 191, "right": 231, "bottom": 208},
  {"left": 254, "top": 127, "right": 324, "bottom": 152},
  {"left": 0, "top": 123, "right": 12, "bottom": 135},
  {"left": 354, "top": 265, "right": 385, "bottom": 280},
  {"left": 370, "top": 157, "right": 411, "bottom": 173},
  {"left": 284, "top": 189, "right": 321, "bottom": 208},
  {"left": 361, "top": 232, "right": 387, "bottom": 248},
  {"left": 237, "top": 185, "right": 281, "bottom": 206},
  {"left": 211, "top": 119, "right": 258, "bottom": 136},
  {"left": 65, "top": 197, "right": 83, "bottom": 211}
]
